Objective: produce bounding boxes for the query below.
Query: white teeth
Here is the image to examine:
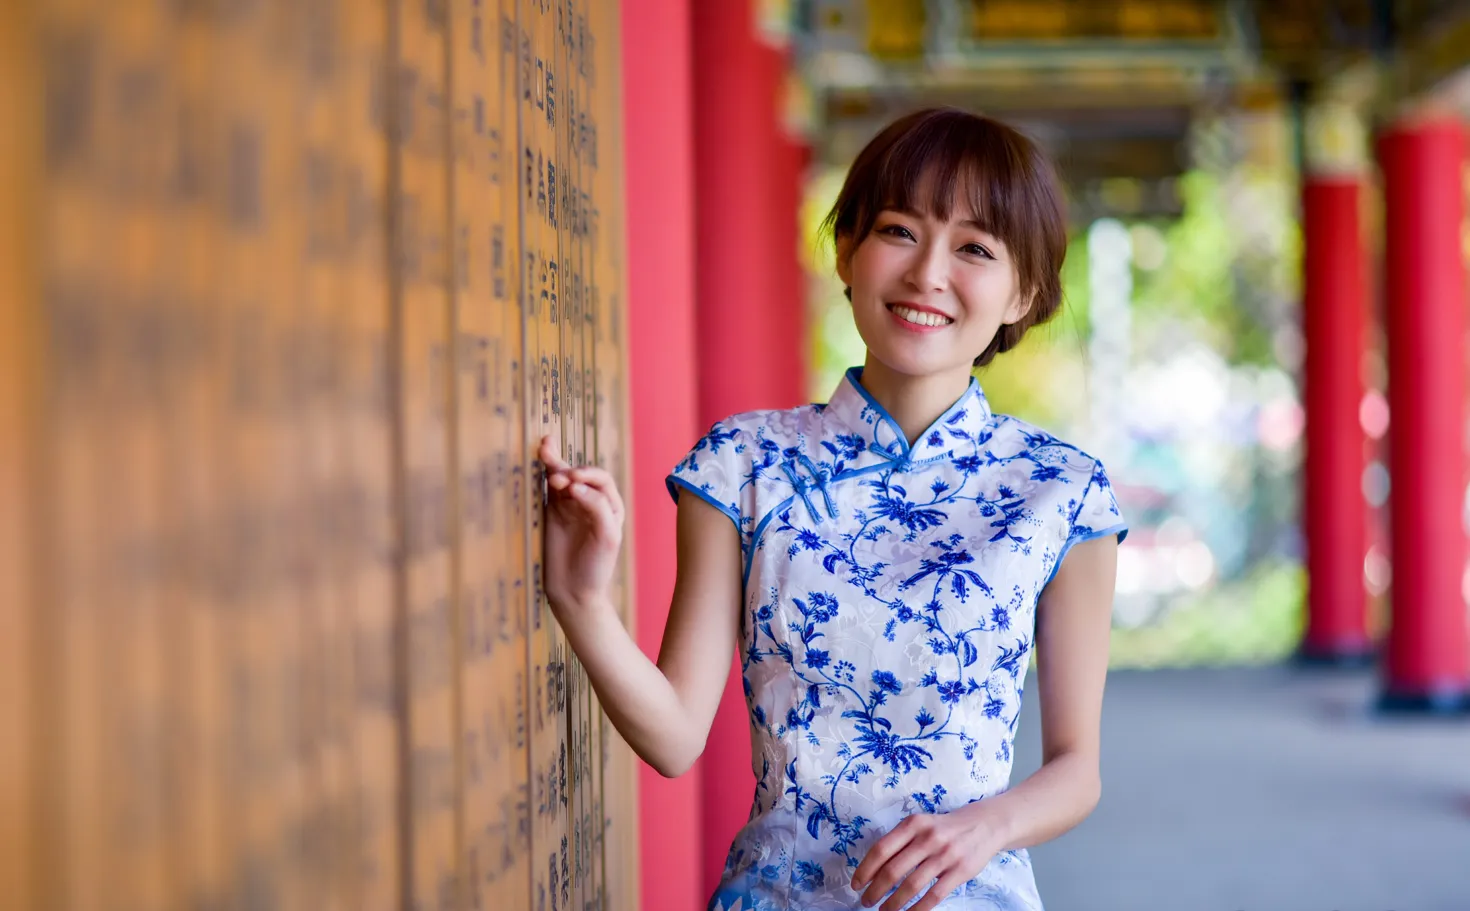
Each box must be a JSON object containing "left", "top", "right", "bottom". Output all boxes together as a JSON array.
[{"left": 891, "top": 305, "right": 952, "bottom": 327}]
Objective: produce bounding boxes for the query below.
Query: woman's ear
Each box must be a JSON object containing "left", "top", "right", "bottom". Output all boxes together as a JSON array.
[
  {"left": 1001, "top": 288, "right": 1035, "bottom": 326},
  {"left": 835, "top": 234, "right": 854, "bottom": 287}
]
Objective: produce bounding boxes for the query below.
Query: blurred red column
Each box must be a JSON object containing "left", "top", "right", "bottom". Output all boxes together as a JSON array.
[
  {"left": 774, "top": 128, "right": 811, "bottom": 403},
  {"left": 1375, "top": 118, "right": 1470, "bottom": 713},
  {"left": 692, "top": 0, "right": 806, "bottom": 894},
  {"left": 622, "top": 1, "right": 704, "bottom": 907},
  {"left": 1298, "top": 178, "right": 1374, "bottom": 664}
]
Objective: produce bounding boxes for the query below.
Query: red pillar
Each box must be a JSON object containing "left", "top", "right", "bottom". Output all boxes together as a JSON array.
[
  {"left": 773, "top": 131, "right": 811, "bottom": 403},
  {"left": 622, "top": 2, "right": 704, "bottom": 907},
  {"left": 692, "top": 0, "right": 802, "bottom": 894},
  {"left": 1298, "top": 178, "right": 1374, "bottom": 663},
  {"left": 1376, "top": 118, "right": 1470, "bottom": 713}
]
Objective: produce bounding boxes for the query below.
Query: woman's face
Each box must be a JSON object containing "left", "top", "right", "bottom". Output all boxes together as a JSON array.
[{"left": 837, "top": 204, "right": 1030, "bottom": 380}]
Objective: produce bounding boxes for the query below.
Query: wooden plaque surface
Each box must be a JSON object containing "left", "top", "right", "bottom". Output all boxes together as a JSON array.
[{"left": 10, "top": 1, "right": 637, "bottom": 908}]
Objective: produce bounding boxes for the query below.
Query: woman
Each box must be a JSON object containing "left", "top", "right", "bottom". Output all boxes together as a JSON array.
[{"left": 538, "top": 108, "right": 1127, "bottom": 911}]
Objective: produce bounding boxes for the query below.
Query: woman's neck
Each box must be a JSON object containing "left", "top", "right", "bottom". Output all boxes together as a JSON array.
[{"left": 858, "top": 355, "right": 974, "bottom": 446}]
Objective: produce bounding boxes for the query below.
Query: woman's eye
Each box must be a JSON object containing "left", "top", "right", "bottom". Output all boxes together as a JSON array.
[
  {"left": 961, "top": 243, "right": 994, "bottom": 259},
  {"left": 879, "top": 225, "right": 915, "bottom": 240}
]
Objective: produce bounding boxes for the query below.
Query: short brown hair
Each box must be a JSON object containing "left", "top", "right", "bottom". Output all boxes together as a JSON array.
[{"left": 821, "top": 108, "right": 1068, "bottom": 367}]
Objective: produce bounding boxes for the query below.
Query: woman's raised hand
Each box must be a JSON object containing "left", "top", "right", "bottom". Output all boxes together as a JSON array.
[{"left": 538, "top": 434, "right": 625, "bottom": 620}]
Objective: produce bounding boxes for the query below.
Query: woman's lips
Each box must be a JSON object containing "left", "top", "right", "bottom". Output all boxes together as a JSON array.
[{"left": 887, "top": 302, "right": 953, "bottom": 333}]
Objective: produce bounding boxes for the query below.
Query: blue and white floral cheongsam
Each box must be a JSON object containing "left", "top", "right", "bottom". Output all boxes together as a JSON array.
[{"left": 665, "top": 366, "right": 1128, "bottom": 911}]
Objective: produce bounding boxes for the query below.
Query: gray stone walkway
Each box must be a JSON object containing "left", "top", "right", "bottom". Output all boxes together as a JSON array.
[{"left": 1011, "top": 666, "right": 1470, "bottom": 911}]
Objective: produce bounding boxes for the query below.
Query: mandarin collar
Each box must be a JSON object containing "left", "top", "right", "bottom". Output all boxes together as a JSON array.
[{"left": 823, "top": 366, "right": 993, "bottom": 466}]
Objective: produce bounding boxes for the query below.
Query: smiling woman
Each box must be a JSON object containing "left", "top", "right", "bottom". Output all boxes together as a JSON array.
[{"left": 540, "top": 106, "right": 1125, "bottom": 911}]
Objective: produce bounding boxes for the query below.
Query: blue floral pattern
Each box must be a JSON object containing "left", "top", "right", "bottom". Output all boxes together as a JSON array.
[{"left": 668, "top": 367, "right": 1127, "bottom": 911}]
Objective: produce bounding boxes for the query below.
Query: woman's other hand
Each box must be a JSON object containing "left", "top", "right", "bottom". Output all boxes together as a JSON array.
[{"left": 849, "top": 806, "right": 1003, "bottom": 911}]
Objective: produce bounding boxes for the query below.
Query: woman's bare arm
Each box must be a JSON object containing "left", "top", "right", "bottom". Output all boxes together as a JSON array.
[{"left": 539, "top": 435, "right": 742, "bottom": 777}]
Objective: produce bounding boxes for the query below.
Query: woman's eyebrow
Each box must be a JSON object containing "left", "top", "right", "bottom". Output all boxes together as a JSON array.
[{"left": 879, "top": 207, "right": 996, "bottom": 233}]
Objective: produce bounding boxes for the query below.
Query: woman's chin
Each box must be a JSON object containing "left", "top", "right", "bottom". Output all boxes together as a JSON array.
[{"left": 863, "top": 350, "right": 962, "bottom": 382}]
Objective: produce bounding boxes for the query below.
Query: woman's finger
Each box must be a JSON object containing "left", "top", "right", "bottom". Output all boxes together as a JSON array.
[
  {"left": 860, "top": 840, "right": 927, "bottom": 909},
  {"left": 546, "top": 483, "right": 581, "bottom": 521},
  {"left": 909, "top": 869, "right": 967, "bottom": 911},
  {"left": 538, "top": 434, "right": 572, "bottom": 472},
  {"left": 548, "top": 486, "right": 606, "bottom": 539},
  {"left": 547, "top": 469, "right": 592, "bottom": 506},
  {"left": 566, "top": 467, "right": 624, "bottom": 520},
  {"left": 569, "top": 482, "right": 618, "bottom": 535},
  {"left": 879, "top": 855, "right": 946, "bottom": 911},
  {"left": 852, "top": 818, "right": 919, "bottom": 894},
  {"left": 540, "top": 446, "right": 623, "bottom": 522}
]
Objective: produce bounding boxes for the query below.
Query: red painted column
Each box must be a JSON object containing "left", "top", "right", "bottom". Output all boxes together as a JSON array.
[
  {"left": 692, "top": 0, "right": 799, "bottom": 894},
  {"left": 622, "top": 2, "right": 704, "bottom": 908},
  {"left": 1298, "top": 178, "right": 1374, "bottom": 663},
  {"left": 773, "top": 129, "right": 811, "bottom": 403},
  {"left": 1375, "top": 118, "right": 1470, "bottom": 713}
]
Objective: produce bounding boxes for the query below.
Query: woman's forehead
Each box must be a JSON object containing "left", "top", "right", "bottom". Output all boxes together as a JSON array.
[{"left": 880, "top": 167, "right": 997, "bottom": 226}]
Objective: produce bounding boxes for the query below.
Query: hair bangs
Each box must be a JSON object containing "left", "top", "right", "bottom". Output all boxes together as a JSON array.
[{"left": 829, "top": 111, "right": 1049, "bottom": 257}]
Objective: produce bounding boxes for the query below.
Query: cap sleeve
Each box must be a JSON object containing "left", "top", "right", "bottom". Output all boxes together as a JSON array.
[
  {"left": 1067, "top": 457, "right": 1128, "bottom": 549},
  {"left": 1047, "top": 457, "right": 1128, "bottom": 586},
  {"left": 665, "top": 419, "right": 746, "bottom": 537}
]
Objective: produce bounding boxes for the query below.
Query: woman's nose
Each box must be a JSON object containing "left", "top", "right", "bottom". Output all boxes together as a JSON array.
[{"left": 904, "top": 244, "right": 947, "bottom": 292}]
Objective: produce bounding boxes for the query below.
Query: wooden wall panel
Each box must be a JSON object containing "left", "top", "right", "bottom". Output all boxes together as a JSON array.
[
  {"left": 337, "top": 1, "right": 403, "bottom": 906},
  {"left": 295, "top": 2, "right": 357, "bottom": 906},
  {"left": 391, "top": 1, "right": 460, "bottom": 907},
  {"left": 520, "top": 4, "right": 575, "bottom": 911},
  {"left": 43, "top": 1, "right": 123, "bottom": 906},
  {"left": 0, "top": 2, "right": 39, "bottom": 908},
  {"left": 228, "top": 3, "right": 293, "bottom": 905},
  {"left": 587, "top": 2, "right": 639, "bottom": 908},
  {"left": 499, "top": 0, "right": 538, "bottom": 903},
  {"left": 171, "top": 6, "right": 230, "bottom": 908},
  {"left": 563, "top": 6, "right": 597, "bottom": 907},
  {"left": 10, "top": 1, "right": 634, "bottom": 908},
  {"left": 212, "top": 14, "right": 254, "bottom": 901},
  {"left": 108, "top": 5, "right": 180, "bottom": 908},
  {"left": 447, "top": 0, "right": 534, "bottom": 908},
  {"left": 555, "top": 6, "right": 588, "bottom": 911}
]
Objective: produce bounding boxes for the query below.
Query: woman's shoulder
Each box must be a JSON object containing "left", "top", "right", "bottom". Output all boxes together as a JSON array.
[
  {"left": 986, "top": 412, "right": 1125, "bottom": 538},
  {"left": 668, "top": 403, "right": 825, "bottom": 531},
  {"left": 987, "top": 411, "right": 1104, "bottom": 472},
  {"left": 699, "top": 403, "right": 825, "bottom": 449}
]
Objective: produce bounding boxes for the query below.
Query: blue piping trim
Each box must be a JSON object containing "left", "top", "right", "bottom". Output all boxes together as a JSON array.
[
  {"left": 665, "top": 475, "right": 742, "bottom": 535},
  {"left": 843, "top": 365, "right": 988, "bottom": 459},
  {"left": 743, "top": 494, "right": 799, "bottom": 592},
  {"left": 1043, "top": 523, "right": 1129, "bottom": 587},
  {"left": 836, "top": 461, "right": 897, "bottom": 482},
  {"left": 856, "top": 440, "right": 950, "bottom": 474}
]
